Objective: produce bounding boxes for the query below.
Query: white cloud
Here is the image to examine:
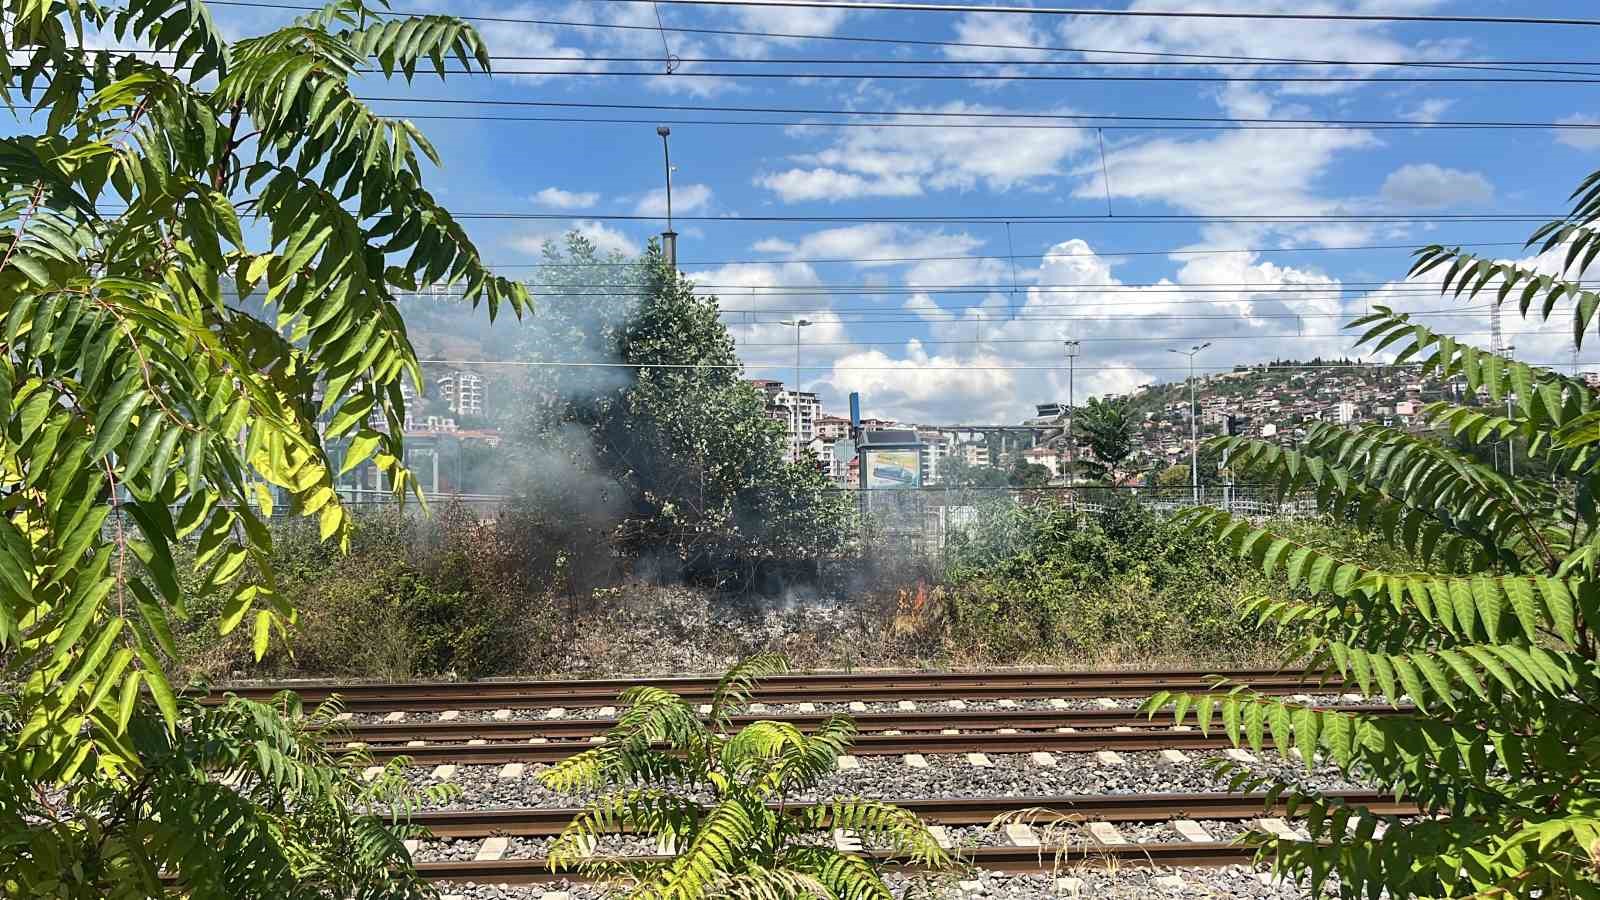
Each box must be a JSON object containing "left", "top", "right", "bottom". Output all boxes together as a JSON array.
[
  {"left": 532, "top": 187, "right": 599, "bottom": 210},
  {"left": 1072, "top": 88, "right": 1381, "bottom": 247},
  {"left": 1379, "top": 163, "right": 1493, "bottom": 209},
  {"left": 1061, "top": 0, "right": 1457, "bottom": 95},
  {"left": 756, "top": 168, "right": 922, "bottom": 203},
  {"left": 507, "top": 220, "right": 640, "bottom": 258},
  {"left": 634, "top": 183, "right": 713, "bottom": 217},
  {"left": 817, "top": 344, "right": 1021, "bottom": 424},
  {"left": 1555, "top": 114, "right": 1600, "bottom": 151},
  {"left": 757, "top": 104, "right": 1091, "bottom": 202},
  {"left": 1403, "top": 98, "right": 1456, "bottom": 124}
]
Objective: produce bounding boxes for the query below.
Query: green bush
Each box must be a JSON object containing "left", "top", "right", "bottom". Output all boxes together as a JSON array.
[
  {"left": 939, "top": 499, "right": 1435, "bottom": 665},
  {"left": 176, "top": 505, "right": 541, "bottom": 682}
]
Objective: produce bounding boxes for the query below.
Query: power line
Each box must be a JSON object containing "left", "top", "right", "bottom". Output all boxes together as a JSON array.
[
  {"left": 730, "top": 326, "right": 1573, "bottom": 347},
  {"left": 385, "top": 68, "right": 1600, "bottom": 84},
  {"left": 418, "top": 212, "right": 1565, "bottom": 224},
  {"left": 627, "top": 0, "right": 1600, "bottom": 27},
  {"left": 417, "top": 359, "right": 1579, "bottom": 372},
  {"left": 359, "top": 95, "right": 1600, "bottom": 132},
  {"left": 209, "top": 1, "right": 1600, "bottom": 65},
  {"left": 104, "top": 46, "right": 1600, "bottom": 74},
  {"left": 494, "top": 241, "right": 1533, "bottom": 268},
  {"left": 378, "top": 112, "right": 1600, "bottom": 133}
]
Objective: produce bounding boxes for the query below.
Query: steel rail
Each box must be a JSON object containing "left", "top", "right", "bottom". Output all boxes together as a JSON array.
[
  {"left": 214, "top": 668, "right": 1338, "bottom": 711},
  {"left": 342, "top": 705, "right": 1401, "bottom": 745},
  {"left": 407, "top": 790, "right": 1416, "bottom": 837},
  {"left": 418, "top": 844, "right": 1256, "bottom": 882},
  {"left": 360, "top": 726, "right": 1292, "bottom": 764}
]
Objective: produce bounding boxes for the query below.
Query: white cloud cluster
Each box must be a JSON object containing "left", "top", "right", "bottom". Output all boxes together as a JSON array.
[
  {"left": 634, "top": 183, "right": 714, "bottom": 217},
  {"left": 1379, "top": 163, "right": 1493, "bottom": 209},
  {"left": 507, "top": 220, "right": 640, "bottom": 257},
  {"left": 532, "top": 187, "right": 600, "bottom": 210},
  {"left": 756, "top": 104, "right": 1092, "bottom": 202},
  {"left": 1556, "top": 115, "right": 1600, "bottom": 151}
]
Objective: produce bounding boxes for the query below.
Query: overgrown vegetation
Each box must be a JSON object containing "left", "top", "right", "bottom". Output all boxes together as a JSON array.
[
  {"left": 540, "top": 654, "right": 951, "bottom": 900},
  {"left": 0, "top": 0, "right": 524, "bottom": 894},
  {"left": 1143, "top": 174, "right": 1600, "bottom": 897},
  {"left": 938, "top": 499, "right": 1292, "bottom": 665},
  {"left": 498, "top": 235, "right": 856, "bottom": 590}
]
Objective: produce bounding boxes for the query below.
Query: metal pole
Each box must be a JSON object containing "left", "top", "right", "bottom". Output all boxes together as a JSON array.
[
  {"left": 1168, "top": 343, "right": 1210, "bottom": 505},
  {"left": 794, "top": 325, "right": 801, "bottom": 463},
  {"left": 1505, "top": 344, "right": 1516, "bottom": 478},
  {"left": 780, "top": 319, "right": 810, "bottom": 463},
  {"left": 656, "top": 126, "right": 677, "bottom": 268},
  {"left": 1064, "top": 340, "right": 1078, "bottom": 485},
  {"left": 1189, "top": 358, "right": 1198, "bottom": 503}
]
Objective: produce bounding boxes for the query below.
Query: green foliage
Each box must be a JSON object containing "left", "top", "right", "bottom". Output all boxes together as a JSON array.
[
  {"left": 2, "top": 691, "right": 459, "bottom": 897},
  {"left": 942, "top": 500, "right": 1287, "bottom": 663},
  {"left": 1143, "top": 174, "right": 1600, "bottom": 898},
  {"left": 1074, "top": 396, "right": 1138, "bottom": 483},
  {"left": 1, "top": 1, "right": 525, "bottom": 895},
  {"left": 502, "top": 235, "right": 854, "bottom": 584},
  {"left": 540, "top": 654, "right": 950, "bottom": 900}
]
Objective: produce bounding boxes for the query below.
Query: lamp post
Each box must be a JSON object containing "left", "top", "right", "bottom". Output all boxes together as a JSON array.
[
  {"left": 1168, "top": 342, "right": 1211, "bottom": 504},
  {"left": 1504, "top": 344, "right": 1517, "bottom": 477},
  {"left": 780, "top": 318, "right": 811, "bottom": 463},
  {"left": 1063, "top": 339, "right": 1079, "bottom": 485},
  {"left": 656, "top": 126, "right": 677, "bottom": 268}
]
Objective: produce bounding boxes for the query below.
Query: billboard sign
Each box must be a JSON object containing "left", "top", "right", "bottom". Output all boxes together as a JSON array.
[{"left": 863, "top": 448, "right": 920, "bottom": 489}]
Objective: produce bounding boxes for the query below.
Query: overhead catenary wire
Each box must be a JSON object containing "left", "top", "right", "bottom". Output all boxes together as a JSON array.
[
  {"left": 208, "top": 1, "right": 1600, "bottom": 63},
  {"left": 609, "top": 0, "right": 1600, "bottom": 28},
  {"left": 729, "top": 327, "right": 1575, "bottom": 347},
  {"left": 401, "top": 212, "right": 1567, "bottom": 224},
  {"left": 415, "top": 359, "right": 1582, "bottom": 372},
  {"left": 359, "top": 68, "right": 1600, "bottom": 84},
  {"left": 357, "top": 95, "right": 1600, "bottom": 132},
  {"left": 491, "top": 241, "right": 1534, "bottom": 268}
]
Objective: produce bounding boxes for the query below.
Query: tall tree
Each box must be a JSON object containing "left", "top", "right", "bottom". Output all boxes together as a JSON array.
[
  {"left": 1145, "top": 172, "right": 1600, "bottom": 897},
  {"left": 0, "top": 0, "right": 526, "bottom": 893},
  {"left": 1075, "top": 396, "right": 1138, "bottom": 484},
  {"left": 502, "top": 237, "right": 853, "bottom": 580}
]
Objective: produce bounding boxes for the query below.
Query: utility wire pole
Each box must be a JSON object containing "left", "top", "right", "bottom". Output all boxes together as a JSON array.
[
  {"left": 1064, "top": 339, "right": 1079, "bottom": 485},
  {"left": 1168, "top": 342, "right": 1211, "bottom": 504},
  {"left": 656, "top": 126, "right": 677, "bottom": 268}
]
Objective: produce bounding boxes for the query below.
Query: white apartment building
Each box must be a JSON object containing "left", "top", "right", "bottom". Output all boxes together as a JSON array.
[
  {"left": 436, "top": 370, "right": 486, "bottom": 417},
  {"left": 750, "top": 379, "right": 820, "bottom": 463},
  {"left": 916, "top": 430, "right": 953, "bottom": 484}
]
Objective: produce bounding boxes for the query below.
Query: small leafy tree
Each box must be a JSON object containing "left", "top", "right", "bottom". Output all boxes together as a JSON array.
[
  {"left": 502, "top": 239, "right": 853, "bottom": 580},
  {"left": 540, "top": 654, "right": 951, "bottom": 900},
  {"left": 1, "top": 0, "right": 526, "bottom": 894},
  {"left": 1143, "top": 172, "right": 1600, "bottom": 897},
  {"left": 1074, "top": 396, "right": 1137, "bottom": 483}
]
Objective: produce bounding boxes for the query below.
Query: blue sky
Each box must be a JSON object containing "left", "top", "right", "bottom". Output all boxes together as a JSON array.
[{"left": 97, "top": 2, "right": 1600, "bottom": 421}]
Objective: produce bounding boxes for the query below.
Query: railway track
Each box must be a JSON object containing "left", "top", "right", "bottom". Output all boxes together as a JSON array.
[
  {"left": 417, "top": 844, "right": 1256, "bottom": 882},
  {"left": 217, "top": 668, "right": 1341, "bottom": 712},
  {"left": 341, "top": 705, "right": 1398, "bottom": 747},
  {"left": 407, "top": 790, "right": 1415, "bottom": 838},
  {"left": 357, "top": 724, "right": 1311, "bottom": 764}
]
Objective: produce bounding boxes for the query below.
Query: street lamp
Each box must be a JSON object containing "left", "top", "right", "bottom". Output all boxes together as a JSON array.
[
  {"left": 656, "top": 126, "right": 677, "bottom": 268},
  {"left": 1063, "top": 340, "right": 1080, "bottom": 485},
  {"left": 1168, "top": 342, "right": 1211, "bottom": 504},
  {"left": 780, "top": 319, "right": 812, "bottom": 463},
  {"left": 1503, "top": 344, "right": 1517, "bottom": 477}
]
